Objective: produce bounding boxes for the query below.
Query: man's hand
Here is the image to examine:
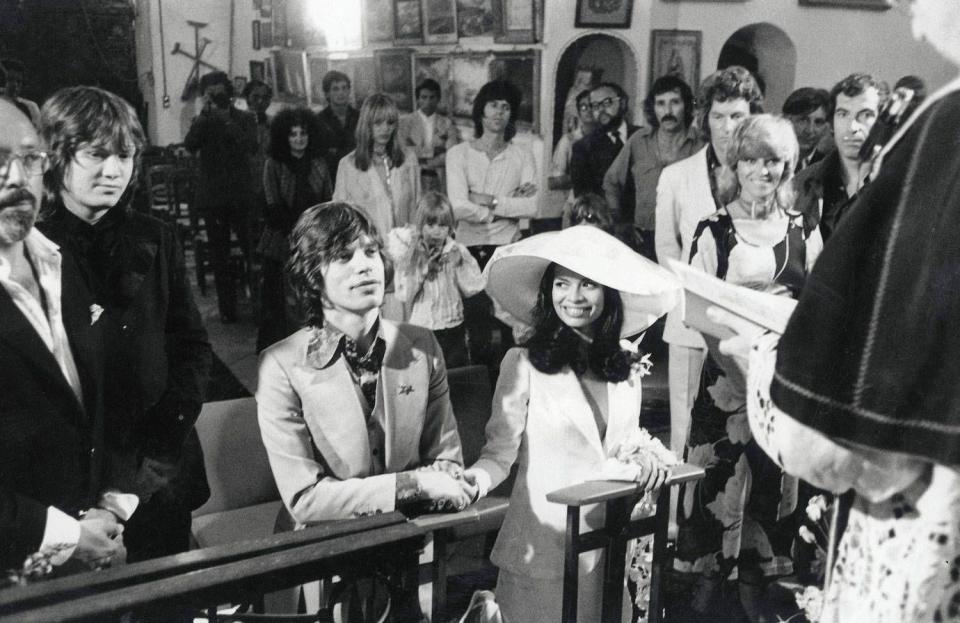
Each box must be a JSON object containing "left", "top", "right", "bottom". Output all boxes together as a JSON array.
[
  {"left": 510, "top": 182, "right": 537, "bottom": 198},
  {"left": 417, "top": 470, "right": 472, "bottom": 512},
  {"left": 73, "top": 516, "right": 127, "bottom": 570}
]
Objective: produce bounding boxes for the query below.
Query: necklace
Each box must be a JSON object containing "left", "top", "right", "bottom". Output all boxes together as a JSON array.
[{"left": 732, "top": 195, "right": 779, "bottom": 220}]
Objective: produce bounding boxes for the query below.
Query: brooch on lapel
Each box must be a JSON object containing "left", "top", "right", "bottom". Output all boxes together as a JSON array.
[
  {"left": 89, "top": 304, "right": 104, "bottom": 326},
  {"left": 398, "top": 384, "right": 414, "bottom": 395}
]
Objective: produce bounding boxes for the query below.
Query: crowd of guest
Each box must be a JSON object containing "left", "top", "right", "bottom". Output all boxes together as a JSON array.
[{"left": 2, "top": 2, "right": 960, "bottom": 620}]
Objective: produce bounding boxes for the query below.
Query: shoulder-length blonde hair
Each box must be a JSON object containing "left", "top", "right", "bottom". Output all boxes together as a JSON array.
[
  {"left": 353, "top": 93, "right": 405, "bottom": 172},
  {"left": 717, "top": 114, "right": 799, "bottom": 211}
]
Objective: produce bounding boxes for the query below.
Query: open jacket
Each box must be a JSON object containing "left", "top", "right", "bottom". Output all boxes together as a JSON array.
[
  {"left": 257, "top": 320, "right": 463, "bottom": 525},
  {"left": 471, "top": 347, "right": 646, "bottom": 579},
  {"left": 0, "top": 243, "right": 105, "bottom": 568}
]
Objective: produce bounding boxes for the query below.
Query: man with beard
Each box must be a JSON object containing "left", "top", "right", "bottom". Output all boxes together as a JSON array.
[
  {"left": 793, "top": 73, "right": 881, "bottom": 242},
  {"left": 603, "top": 75, "right": 702, "bottom": 260},
  {"left": 0, "top": 100, "right": 129, "bottom": 573},
  {"left": 782, "top": 87, "right": 831, "bottom": 172},
  {"left": 654, "top": 65, "right": 763, "bottom": 481},
  {"left": 570, "top": 82, "right": 640, "bottom": 198}
]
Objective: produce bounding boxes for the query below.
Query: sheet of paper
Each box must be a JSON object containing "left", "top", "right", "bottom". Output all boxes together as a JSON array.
[{"left": 666, "top": 259, "right": 797, "bottom": 338}]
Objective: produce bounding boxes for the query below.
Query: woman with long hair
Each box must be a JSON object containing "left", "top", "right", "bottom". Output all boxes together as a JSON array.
[
  {"left": 333, "top": 93, "right": 420, "bottom": 238},
  {"left": 463, "top": 225, "right": 680, "bottom": 622},
  {"left": 672, "top": 114, "right": 822, "bottom": 622},
  {"left": 257, "top": 106, "right": 332, "bottom": 351}
]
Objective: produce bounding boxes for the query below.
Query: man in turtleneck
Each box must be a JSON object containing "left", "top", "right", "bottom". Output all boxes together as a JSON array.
[{"left": 38, "top": 87, "right": 211, "bottom": 577}]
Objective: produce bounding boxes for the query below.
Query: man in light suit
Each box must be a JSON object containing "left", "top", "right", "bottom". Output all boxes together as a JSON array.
[
  {"left": 654, "top": 66, "right": 763, "bottom": 464},
  {"left": 256, "top": 201, "right": 469, "bottom": 527},
  {"left": 0, "top": 100, "right": 130, "bottom": 572},
  {"left": 399, "top": 79, "right": 460, "bottom": 192}
]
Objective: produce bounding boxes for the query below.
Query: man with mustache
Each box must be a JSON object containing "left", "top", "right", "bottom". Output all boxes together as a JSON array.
[
  {"left": 570, "top": 82, "right": 640, "bottom": 200},
  {"left": 0, "top": 100, "right": 129, "bottom": 573},
  {"left": 603, "top": 75, "right": 702, "bottom": 261},
  {"left": 794, "top": 73, "right": 881, "bottom": 242}
]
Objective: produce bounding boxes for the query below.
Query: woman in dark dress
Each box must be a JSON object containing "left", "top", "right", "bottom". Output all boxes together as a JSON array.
[{"left": 257, "top": 106, "right": 332, "bottom": 351}]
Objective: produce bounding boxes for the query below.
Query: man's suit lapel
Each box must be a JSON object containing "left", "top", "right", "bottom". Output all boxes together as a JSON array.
[
  {"left": 379, "top": 321, "right": 426, "bottom": 470},
  {"left": 0, "top": 282, "right": 84, "bottom": 417},
  {"left": 302, "top": 357, "right": 372, "bottom": 477}
]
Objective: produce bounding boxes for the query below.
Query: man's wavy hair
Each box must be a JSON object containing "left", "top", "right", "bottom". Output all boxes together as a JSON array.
[
  {"left": 287, "top": 202, "right": 392, "bottom": 328},
  {"left": 827, "top": 72, "right": 878, "bottom": 120},
  {"left": 268, "top": 106, "right": 323, "bottom": 162},
  {"left": 696, "top": 66, "right": 764, "bottom": 140},
  {"left": 717, "top": 114, "right": 799, "bottom": 209},
  {"left": 644, "top": 75, "right": 695, "bottom": 128},
  {"left": 525, "top": 263, "right": 633, "bottom": 382},
  {"left": 40, "top": 85, "right": 146, "bottom": 209},
  {"left": 472, "top": 80, "right": 522, "bottom": 142}
]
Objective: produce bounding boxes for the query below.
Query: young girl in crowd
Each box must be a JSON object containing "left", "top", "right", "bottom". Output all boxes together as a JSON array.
[{"left": 387, "top": 191, "right": 484, "bottom": 368}]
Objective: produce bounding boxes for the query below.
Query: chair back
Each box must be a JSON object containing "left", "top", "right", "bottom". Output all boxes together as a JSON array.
[{"left": 193, "top": 397, "right": 280, "bottom": 516}]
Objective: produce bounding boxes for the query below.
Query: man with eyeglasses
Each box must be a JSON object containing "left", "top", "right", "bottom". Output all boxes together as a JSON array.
[
  {"left": 0, "top": 99, "right": 130, "bottom": 574},
  {"left": 603, "top": 75, "right": 702, "bottom": 261},
  {"left": 570, "top": 82, "right": 640, "bottom": 198},
  {"left": 548, "top": 89, "right": 596, "bottom": 227},
  {"left": 782, "top": 87, "right": 832, "bottom": 172},
  {"left": 793, "top": 73, "right": 881, "bottom": 242}
]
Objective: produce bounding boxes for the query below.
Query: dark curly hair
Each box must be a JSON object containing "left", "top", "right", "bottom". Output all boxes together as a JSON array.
[
  {"left": 696, "top": 66, "right": 764, "bottom": 140},
  {"left": 644, "top": 75, "right": 694, "bottom": 128},
  {"left": 472, "top": 80, "right": 522, "bottom": 142},
  {"left": 287, "top": 202, "right": 392, "bottom": 328},
  {"left": 268, "top": 106, "right": 323, "bottom": 162},
  {"left": 525, "top": 263, "right": 633, "bottom": 382}
]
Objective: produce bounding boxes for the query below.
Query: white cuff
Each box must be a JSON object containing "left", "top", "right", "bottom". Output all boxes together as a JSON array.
[
  {"left": 97, "top": 491, "right": 140, "bottom": 522},
  {"left": 40, "top": 507, "right": 81, "bottom": 566}
]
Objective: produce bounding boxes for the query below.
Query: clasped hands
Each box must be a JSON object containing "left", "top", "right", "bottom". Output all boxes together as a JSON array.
[
  {"left": 74, "top": 508, "right": 127, "bottom": 571},
  {"left": 416, "top": 462, "right": 481, "bottom": 513}
]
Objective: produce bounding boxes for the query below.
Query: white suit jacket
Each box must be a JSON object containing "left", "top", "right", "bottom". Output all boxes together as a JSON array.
[
  {"left": 333, "top": 148, "right": 421, "bottom": 235},
  {"left": 256, "top": 320, "right": 463, "bottom": 525},
  {"left": 654, "top": 146, "right": 715, "bottom": 349},
  {"left": 471, "top": 348, "right": 645, "bottom": 579}
]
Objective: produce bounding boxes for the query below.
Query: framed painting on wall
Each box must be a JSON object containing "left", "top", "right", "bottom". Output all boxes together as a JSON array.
[
  {"left": 575, "top": 0, "right": 632, "bottom": 28},
  {"left": 489, "top": 50, "right": 539, "bottom": 131},
  {"left": 249, "top": 60, "right": 265, "bottom": 83},
  {"left": 273, "top": 0, "right": 288, "bottom": 46},
  {"left": 423, "top": 0, "right": 458, "bottom": 44},
  {"left": 649, "top": 29, "right": 702, "bottom": 94},
  {"left": 375, "top": 48, "right": 415, "bottom": 112},
  {"left": 494, "top": 0, "right": 535, "bottom": 43},
  {"left": 261, "top": 21, "right": 274, "bottom": 48},
  {"left": 349, "top": 56, "right": 378, "bottom": 109},
  {"left": 394, "top": 0, "right": 424, "bottom": 44},
  {"left": 364, "top": 0, "right": 394, "bottom": 44},
  {"left": 252, "top": 20, "right": 261, "bottom": 50},
  {"left": 798, "top": 0, "right": 891, "bottom": 8},
  {"left": 260, "top": 0, "right": 273, "bottom": 19},
  {"left": 449, "top": 53, "right": 491, "bottom": 119},
  {"left": 414, "top": 54, "right": 453, "bottom": 115},
  {"left": 274, "top": 50, "right": 308, "bottom": 102},
  {"left": 457, "top": 0, "right": 497, "bottom": 38},
  {"left": 307, "top": 55, "right": 329, "bottom": 105}
]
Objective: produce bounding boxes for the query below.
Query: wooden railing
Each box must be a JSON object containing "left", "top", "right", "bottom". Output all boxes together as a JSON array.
[{"left": 0, "top": 469, "right": 701, "bottom": 622}]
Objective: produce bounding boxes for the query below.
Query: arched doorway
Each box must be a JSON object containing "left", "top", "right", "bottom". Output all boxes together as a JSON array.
[
  {"left": 553, "top": 33, "right": 638, "bottom": 148},
  {"left": 718, "top": 23, "right": 796, "bottom": 112}
]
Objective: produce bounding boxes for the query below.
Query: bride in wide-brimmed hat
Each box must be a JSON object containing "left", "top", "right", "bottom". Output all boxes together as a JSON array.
[{"left": 462, "top": 225, "right": 680, "bottom": 623}]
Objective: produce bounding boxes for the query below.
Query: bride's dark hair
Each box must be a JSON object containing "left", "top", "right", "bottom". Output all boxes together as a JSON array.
[{"left": 525, "top": 263, "right": 633, "bottom": 382}]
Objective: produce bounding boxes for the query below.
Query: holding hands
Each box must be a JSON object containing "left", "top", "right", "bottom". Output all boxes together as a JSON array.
[
  {"left": 74, "top": 513, "right": 127, "bottom": 570},
  {"left": 416, "top": 462, "right": 474, "bottom": 513}
]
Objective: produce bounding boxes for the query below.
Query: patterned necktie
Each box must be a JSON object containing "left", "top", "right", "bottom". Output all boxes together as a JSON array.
[{"left": 343, "top": 337, "right": 385, "bottom": 408}]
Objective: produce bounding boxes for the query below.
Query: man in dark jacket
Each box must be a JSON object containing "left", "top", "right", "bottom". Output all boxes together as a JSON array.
[
  {"left": 0, "top": 99, "right": 127, "bottom": 573},
  {"left": 570, "top": 82, "right": 640, "bottom": 198},
  {"left": 39, "top": 86, "right": 212, "bottom": 564}
]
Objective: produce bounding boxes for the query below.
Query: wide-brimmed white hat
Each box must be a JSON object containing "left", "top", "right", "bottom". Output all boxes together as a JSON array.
[{"left": 484, "top": 225, "right": 681, "bottom": 337}]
